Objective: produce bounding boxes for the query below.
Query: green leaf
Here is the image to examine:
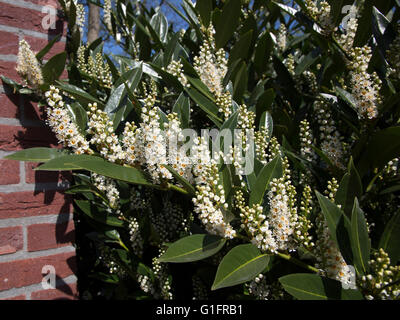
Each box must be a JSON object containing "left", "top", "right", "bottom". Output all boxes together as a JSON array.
[
  {"left": 150, "top": 10, "right": 168, "bottom": 43},
  {"left": 104, "top": 84, "right": 126, "bottom": 115},
  {"left": 336, "top": 157, "right": 363, "bottom": 216},
  {"left": 172, "top": 93, "right": 190, "bottom": 128},
  {"left": 158, "top": 234, "right": 226, "bottom": 263},
  {"left": 186, "top": 76, "right": 214, "bottom": 101},
  {"left": 75, "top": 200, "right": 124, "bottom": 227},
  {"left": 316, "top": 191, "right": 353, "bottom": 264},
  {"left": 279, "top": 273, "right": 364, "bottom": 300},
  {"left": 255, "top": 89, "right": 275, "bottom": 129},
  {"left": 214, "top": 0, "right": 241, "bottom": 49},
  {"left": 42, "top": 52, "right": 67, "bottom": 84},
  {"left": 379, "top": 211, "right": 400, "bottom": 264},
  {"left": 229, "top": 30, "right": 254, "bottom": 65},
  {"left": 196, "top": 0, "right": 212, "bottom": 26},
  {"left": 350, "top": 198, "right": 371, "bottom": 275},
  {"left": 3, "top": 147, "right": 65, "bottom": 162},
  {"left": 335, "top": 86, "right": 358, "bottom": 113},
  {"left": 232, "top": 61, "right": 248, "bottom": 102},
  {"left": 211, "top": 244, "right": 270, "bottom": 291},
  {"left": 66, "top": 102, "right": 88, "bottom": 135},
  {"left": 55, "top": 81, "right": 104, "bottom": 107},
  {"left": 249, "top": 156, "right": 283, "bottom": 206},
  {"left": 36, "top": 34, "right": 62, "bottom": 61},
  {"left": 185, "top": 87, "right": 222, "bottom": 125},
  {"left": 259, "top": 111, "right": 274, "bottom": 138},
  {"left": 295, "top": 49, "right": 320, "bottom": 75}
]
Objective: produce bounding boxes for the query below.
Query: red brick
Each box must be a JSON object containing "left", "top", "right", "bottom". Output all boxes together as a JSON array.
[
  {"left": 0, "top": 191, "right": 72, "bottom": 219},
  {"left": 0, "top": 125, "right": 58, "bottom": 151},
  {"left": 23, "top": 36, "right": 66, "bottom": 62},
  {"left": 0, "top": 227, "right": 23, "bottom": 256},
  {"left": 31, "top": 282, "right": 77, "bottom": 300},
  {"left": 0, "top": 31, "right": 18, "bottom": 55},
  {"left": 0, "top": 2, "right": 66, "bottom": 37},
  {"left": 0, "top": 160, "right": 20, "bottom": 184},
  {"left": 27, "top": 220, "right": 75, "bottom": 252},
  {"left": 29, "top": 0, "right": 62, "bottom": 9},
  {"left": 0, "top": 251, "right": 76, "bottom": 291},
  {"left": 0, "top": 93, "right": 20, "bottom": 119},
  {"left": 0, "top": 61, "right": 18, "bottom": 81},
  {"left": 25, "top": 162, "right": 71, "bottom": 184},
  {"left": 1, "top": 294, "right": 26, "bottom": 300}
]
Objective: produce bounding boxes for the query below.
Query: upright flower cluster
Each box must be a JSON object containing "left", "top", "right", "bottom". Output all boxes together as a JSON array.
[
  {"left": 44, "top": 86, "right": 91, "bottom": 154},
  {"left": 236, "top": 189, "right": 277, "bottom": 252},
  {"left": 267, "top": 157, "right": 298, "bottom": 252},
  {"left": 299, "top": 119, "right": 315, "bottom": 163},
  {"left": 134, "top": 95, "right": 172, "bottom": 183},
  {"left": 87, "top": 103, "right": 126, "bottom": 163},
  {"left": 16, "top": 40, "right": 44, "bottom": 89},
  {"left": 277, "top": 23, "right": 287, "bottom": 52},
  {"left": 314, "top": 99, "right": 346, "bottom": 169},
  {"left": 128, "top": 217, "right": 143, "bottom": 257},
  {"left": 338, "top": 8, "right": 358, "bottom": 51},
  {"left": 347, "top": 46, "right": 382, "bottom": 120},
  {"left": 192, "top": 159, "right": 236, "bottom": 239},
  {"left": 104, "top": 0, "right": 112, "bottom": 31},
  {"left": 194, "top": 24, "right": 232, "bottom": 119}
]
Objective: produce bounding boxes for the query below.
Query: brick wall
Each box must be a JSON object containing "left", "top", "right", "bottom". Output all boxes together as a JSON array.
[{"left": 0, "top": 0, "right": 78, "bottom": 300}]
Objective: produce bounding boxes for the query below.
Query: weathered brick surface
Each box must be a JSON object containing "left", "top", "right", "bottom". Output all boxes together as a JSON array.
[
  {"left": 0, "top": 2, "right": 66, "bottom": 37},
  {"left": 0, "top": 226, "right": 23, "bottom": 255},
  {"left": 0, "top": 31, "right": 18, "bottom": 55},
  {"left": 0, "top": 125, "right": 58, "bottom": 151},
  {"left": 0, "top": 191, "right": 73, "bottom": 219},
  {"left": 31, "top": 282, "right": 78, "bottom": 300},
  {"left": 0, "top": 160, "right": 20, "bottom": 184},
  {"left": 0, "top": 0, "right": 77, "bottom": 299},
  {"left": 0, "top": 251, "right": 76, "bottom": 291},
  {"left": 27, "top": 220, "right": 75, "bottom": 252},
  {"left": 0, "top": 92, "right": 20, "bottom": 119}
]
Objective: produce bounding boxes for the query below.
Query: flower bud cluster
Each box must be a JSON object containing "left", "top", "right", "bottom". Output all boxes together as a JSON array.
[
  {"left": 304, "top": 0, "right": 335, "bottom": 34},
  {"left": 255, "top": 127, "right": 270, "bottom": 165},
  {"left": 77, "top": 46, "right": 113, "bottom": 88},
  {"left": 165, "top": 59, "right": 189, "bottom": 88},
  {"left": 128, "top": 217, "right": 143, "bottom": 257},
  {"left": 277, "top": 24, "right": 287, "bottom": 51},
  {"left": 152, "top": 247, "right": 173, "bottom": 300},
  {"left": 44, "top": 86, "right": 91, "bottom": 154},
  {"left": 294, "top": 185, "right": 314, "bottom": 250},
  {"left": 16, "top": 40, "right": 44, "bottom": 89},
  {"left": 360, "top": 248, "right": 400, "bottom": 300}
]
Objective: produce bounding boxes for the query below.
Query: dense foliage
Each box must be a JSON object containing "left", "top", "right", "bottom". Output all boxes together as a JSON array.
[{"left": 2, "top": 0, "right": 400, "bottom": 300}]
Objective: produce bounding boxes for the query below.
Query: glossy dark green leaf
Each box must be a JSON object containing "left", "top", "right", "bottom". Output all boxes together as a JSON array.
[
  {"left": 211, "top": 244, "right": 270, "bottom": 290},
  {"left": 350, "top": 198, "right": 371, "bottom": 275},
  {"left": 196, "top": 0, "right": 212, "bottom": 26},
  {"left": 75, "top": 200, "right": 124, "bottom": 227},
  {"left": 229, "top": 30, "right": 253, "bottom": 65},
  {"left": 150, "top": 10, "right": 168, "bottom": 43},
  {"left": 55, "top": 81, "right": 104, "bottom": 107},
  {"left": 336, "top": 157, "right": 363, "bottom": 216},
  {"left": 158, "top": 234, "right": 226, "bottom": 263},
  {"left": 185, "top": 87, "right": 222, "bottom": 125},
  {"left": 164, "top": 165, "right": 196, "bottom": 195},
  {"left": 379, "top": 211, "right": 400, "bottom": 264},
  {"left": 279, "top": 273, "right": 364, "bottom": 300},
  {"left": 66, "top": 102, "right": 88, "bottom": 134},
  {"left": 36, "top": 34, "right": 62, "bottom": 61},
  {"left": 104, "top": 84, "right": 126, "bottom": 115},
  {"left": 214, "top": 0, "right": 241, "bottom": 49},
  {"left": 249, "top": 156, "right": 283, "bottom": 206},
  {"left": 3, "top": 147, "right": 65, "bottom": 162},
  {"left": 172, "top": 92, "right": 190, "bottom": 128},
  {"left": 42, "top": 52, "right": 67, "bottom": 84}
]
